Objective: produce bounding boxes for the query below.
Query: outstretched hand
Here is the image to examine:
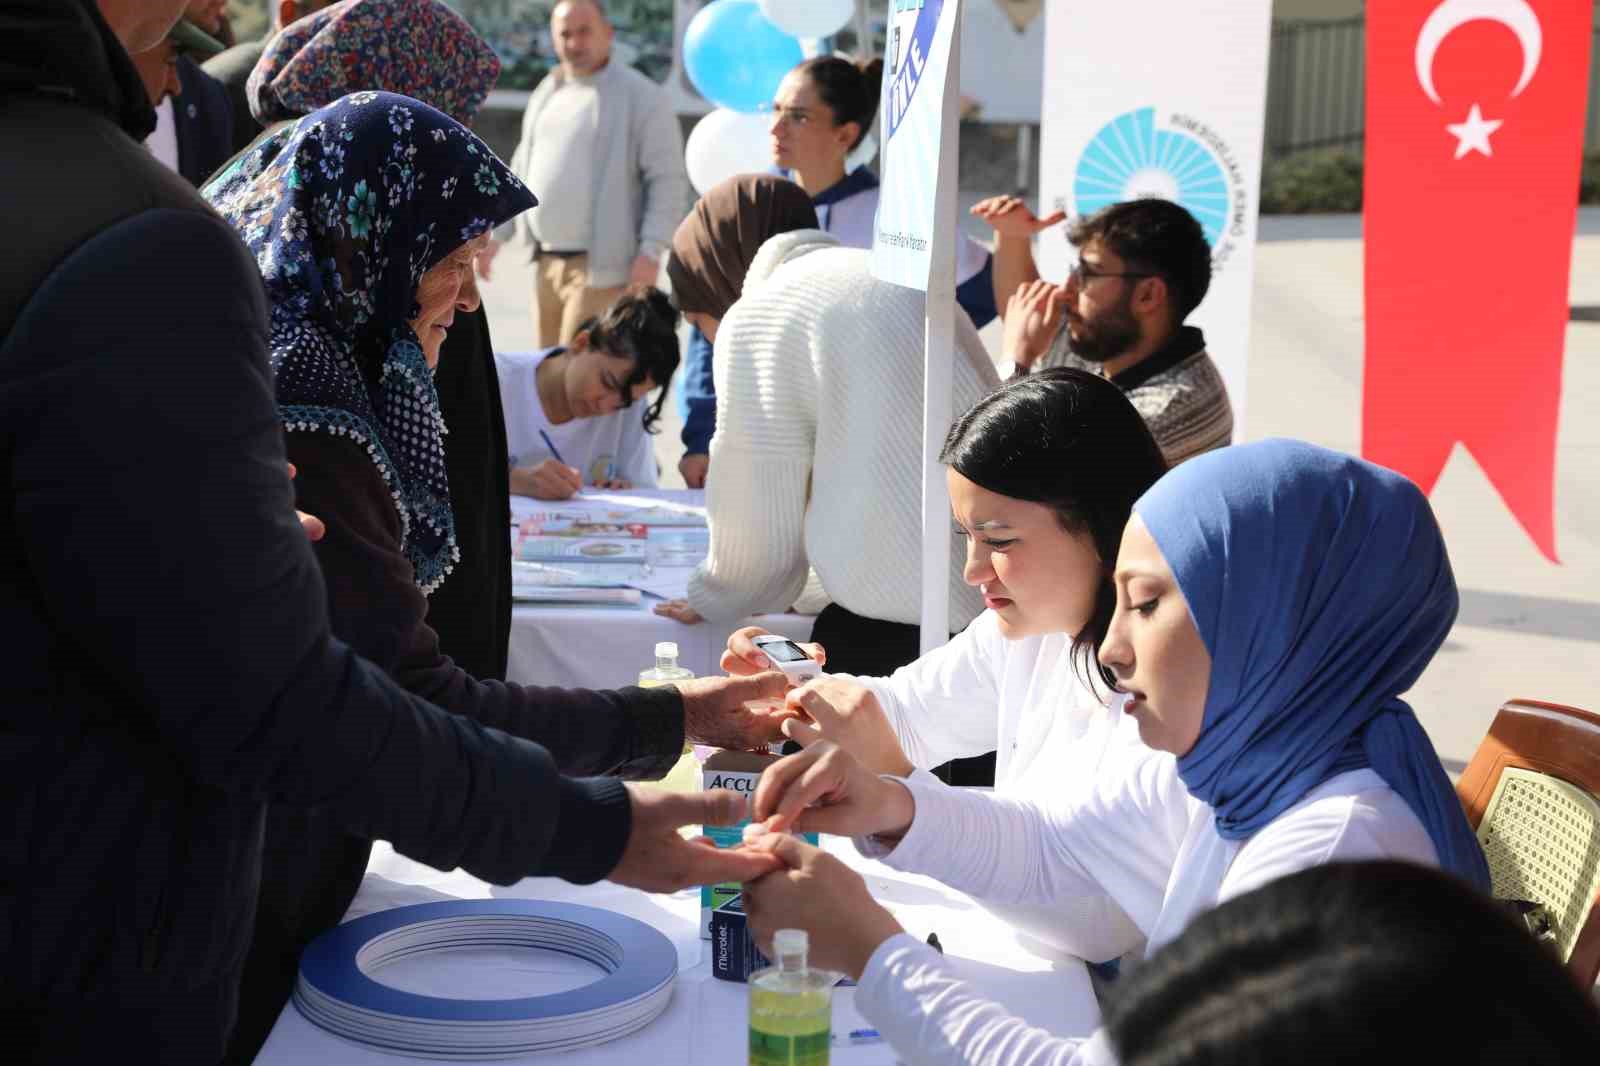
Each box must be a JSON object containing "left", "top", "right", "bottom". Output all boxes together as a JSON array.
[
  {"left": 676, "top": 671, "right": 798, "bottom": 750},
  {"left": 970, "top": 195, "right": 1067, "bottom": 238},
  {"left": 607, "top": 785, "right": 781, "bottom": 893}
]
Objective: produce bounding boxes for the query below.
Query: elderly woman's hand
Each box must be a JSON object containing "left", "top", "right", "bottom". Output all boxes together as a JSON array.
[{"left": 742, "top": 834, "right": 905, "bottom": 978}]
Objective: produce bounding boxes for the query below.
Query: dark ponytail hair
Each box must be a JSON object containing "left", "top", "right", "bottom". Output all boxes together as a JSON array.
[
  {"left": 796, "top": 55, "right": 884, "bottom": 150},
  {"left": 574, "top": 287, "right": 680, "bottom": 433},
  {"left": 939, "top": 368, "right": 1167, "bottom": 695}
]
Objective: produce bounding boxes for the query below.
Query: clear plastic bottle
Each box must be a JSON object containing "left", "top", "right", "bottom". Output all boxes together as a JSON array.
[
  {"left": 639, "top": 642, "right": 699, "bottom": 794},
  {"left": 748, "top": 929, "right": 834, "bottom": 1066}
]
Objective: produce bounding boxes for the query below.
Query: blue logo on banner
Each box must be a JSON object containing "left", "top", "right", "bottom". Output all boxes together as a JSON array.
[
  {"left": 1074, "top": 108, "right": 1230, "bottom": 248},
  {"left": 882, "top": 0, "right": 943, "bottom": 141}
]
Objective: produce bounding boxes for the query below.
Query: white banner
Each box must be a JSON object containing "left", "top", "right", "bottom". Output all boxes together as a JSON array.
[
  {"left": 871, "top": 0, "right": 962, "bottom": 289},
  {"left": 1037, "top": 0, "right": 1272, "bottom": 432}
]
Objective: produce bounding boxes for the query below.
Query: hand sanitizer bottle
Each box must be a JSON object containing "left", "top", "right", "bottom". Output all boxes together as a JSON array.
[
  {"left": 748, "top": 929, "right": 834, "bottom": 1065},
  {"left": 639, "top": 642, "right": 699, "bottom": 794}
]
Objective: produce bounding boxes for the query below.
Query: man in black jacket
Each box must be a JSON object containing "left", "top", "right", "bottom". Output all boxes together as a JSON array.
[
  {"left": 204, "top": 0, "right": 336, "bottom": 156},
  {"left": 0, "top": 2, "right": 791, "bottom": 1062}
]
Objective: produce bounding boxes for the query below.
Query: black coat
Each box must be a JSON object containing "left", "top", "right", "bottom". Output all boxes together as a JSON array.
[
  {"left": 425, "top": 306, "right": 514, "bottom": 681},
  {"left": 174, "top": 55, "right": 234, "bottom": 186},
  {"left": 0, "top": 4, "right": 665, "bottom": 1060},
  {"left": 201, "top": 37, "right": 266, "bottom": 158}
]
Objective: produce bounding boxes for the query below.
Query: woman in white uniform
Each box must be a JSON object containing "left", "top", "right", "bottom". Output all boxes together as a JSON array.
[
  {"left": 675, "top": 57, "right": 1001, "bottom": 489},
  {"left": 722, "top": 368, "right": 1167, "bottom": 961},
  {"left": 741, "top": 439, "right": 1491, "bottom": 1066}
]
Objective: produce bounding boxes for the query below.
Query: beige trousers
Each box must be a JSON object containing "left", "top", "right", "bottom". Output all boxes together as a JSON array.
[{"left": 534, "top": 253, "right": 625, "bottom": 348}]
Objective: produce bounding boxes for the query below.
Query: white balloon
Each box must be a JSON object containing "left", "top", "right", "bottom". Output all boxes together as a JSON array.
[
  {"left": 685, "top": 109, "right": 776, "bottom": 196},
  {"left": 759, "top": 0, "right": 854, "bottom": 41}
]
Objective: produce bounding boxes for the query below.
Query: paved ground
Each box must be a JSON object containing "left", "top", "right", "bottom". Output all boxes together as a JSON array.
[{"left": 478, "top": 208, "right": 1600, "bottom": 772}]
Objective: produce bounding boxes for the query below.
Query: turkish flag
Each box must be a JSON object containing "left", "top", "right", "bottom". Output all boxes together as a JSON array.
[{"left": 1364, "top": 2, "right": 1590, "bottom": 561}]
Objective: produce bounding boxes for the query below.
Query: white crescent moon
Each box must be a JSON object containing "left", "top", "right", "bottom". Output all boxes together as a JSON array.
[{"left": 1415, "top": 0, "right": 1542, "bottom": 105}]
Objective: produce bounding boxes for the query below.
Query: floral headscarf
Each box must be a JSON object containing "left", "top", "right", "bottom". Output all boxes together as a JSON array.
[
  {"left": 247, "top": 0, "right": 501, "bottom": 127},
  {"left": 204, "top": 91, "right": 536, "bottom": 594}
]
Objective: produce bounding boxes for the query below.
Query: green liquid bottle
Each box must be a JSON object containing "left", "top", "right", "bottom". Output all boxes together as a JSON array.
[
  {"left": 749, "top": 929, "right": 834, "bottom": 1066},
  {"left": 639, "top": 642, "right": 699, "bottom": 795}
]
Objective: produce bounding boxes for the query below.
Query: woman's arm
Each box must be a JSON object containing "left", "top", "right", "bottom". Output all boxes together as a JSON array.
[
  {"left": 868, "top": 741, "right": 1188, "bottom": 921},
  {"left": 288, "top": 432, "right": 681, "bottom": 779},
  {"left": 858, "top": 937, "right": 1117, "bottom": 1066},
  {"left": 843, "top": 612, "right": 1006, "bottom": 770}
]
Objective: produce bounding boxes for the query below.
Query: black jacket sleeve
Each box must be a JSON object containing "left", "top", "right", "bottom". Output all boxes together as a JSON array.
[
  {"left": 3, "top": 208, "right": 630, "bottom": 884},
  {"left": 286, "top": 431, "right": 683, "bottom": 781}
]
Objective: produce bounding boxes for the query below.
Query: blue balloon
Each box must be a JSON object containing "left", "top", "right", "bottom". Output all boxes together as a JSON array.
[{"left": 684, "top": 0, "right": 803, "bottom": 114}]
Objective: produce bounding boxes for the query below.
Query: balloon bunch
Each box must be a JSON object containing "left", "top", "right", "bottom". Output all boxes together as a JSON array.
[{"left": 682, "top": 0, "right": 856, "bottom": 193}]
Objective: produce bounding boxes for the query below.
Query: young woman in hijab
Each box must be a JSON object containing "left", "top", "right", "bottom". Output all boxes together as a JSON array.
[
  {"left": 676, "top": 57, "right": 1002, "bottom": 484},
  {"left": 205, "top": 94, "right": 791, "bottom": 1062},
  {"left": 720, "top": 368, "right": 1167, "bottom": 960},
  {"left": 740, "top": 439, "right": 1490, "bottom": 1066},
  {"left": 655, "top": 174, "right": 1002, "bottom": 680},
  {"left": 241, "top": 0, "right": 515, "bottom": 680}
]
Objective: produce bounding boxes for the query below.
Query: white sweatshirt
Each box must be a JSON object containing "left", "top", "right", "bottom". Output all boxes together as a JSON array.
[
  {"left": 839, "top": 610, "right": 1147, "bottom": 961},
  {"left": 495, "top": 347, "right": 658, "bottom": 490},
  {"left": 854, "top": 757, "right": 1439, "bottom": 1066},
  {"left": 686, "top": 231, "right": 998, "bottom": 626}
]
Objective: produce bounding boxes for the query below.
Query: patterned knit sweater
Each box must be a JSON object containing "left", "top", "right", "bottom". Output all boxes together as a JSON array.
[
  {"left": 1039, "top": 324, "right": 1233, "bottom": 466},
  {"left": 686, "top": 230, "right": 997, "bottom": 627}
]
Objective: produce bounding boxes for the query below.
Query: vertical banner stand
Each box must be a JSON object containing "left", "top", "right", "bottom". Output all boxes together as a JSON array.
[
  {"left": 872, "top": 0, "right": 964, "bottom": 654},
  {"left": 919, "top": 15, "right": 960, "bottom": 654}
]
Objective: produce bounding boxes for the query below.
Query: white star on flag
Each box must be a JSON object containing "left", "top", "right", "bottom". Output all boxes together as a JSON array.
[{"left": 1446, "top": 104, "right": 1503, "bottom": 159}]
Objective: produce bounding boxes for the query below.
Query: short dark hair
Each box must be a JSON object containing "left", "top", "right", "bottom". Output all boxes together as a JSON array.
[
  {"left": 939, "top": 368, "right": 1167, "bottom": 695},
  {"left": 1068, "top": 200, "right": 1212, "bottom": 321},
  {"left": 795, "top": 56, "right": 885, "bottom": 151},
  {"left": 1106, "top": 861, "right": 1600, "bottom": 1066},
  {"left": 576, "top": 287, "right": 680, "bottom": 432}
]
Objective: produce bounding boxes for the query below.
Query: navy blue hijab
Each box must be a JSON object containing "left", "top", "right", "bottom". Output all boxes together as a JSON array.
[
  {"left": 1135, "top": 440, "right": 1490, "bottom": 890},
  {"left": 205, "top": 91, "right": 535, "bottom": 593}
]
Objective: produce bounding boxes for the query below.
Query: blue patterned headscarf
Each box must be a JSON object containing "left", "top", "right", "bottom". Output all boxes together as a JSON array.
[
  {"left": 1135, "top": 440, "right": 1490, "bottom": 891},
  {"left": 204, "top": 91, "right": 536, "bottom": 593}
]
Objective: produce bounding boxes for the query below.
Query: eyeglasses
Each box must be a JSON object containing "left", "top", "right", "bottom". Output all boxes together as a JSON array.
[{"left": 1068, "top": 261, "right": 1154, "bottom": 286}]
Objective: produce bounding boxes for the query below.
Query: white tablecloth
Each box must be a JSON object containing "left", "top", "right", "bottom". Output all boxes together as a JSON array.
[
  {"left": 254, "top": 837, "right": 1101, "bottom": 1065},
  {"left": 504, "top": 489, "right": 815, "bottom": 689}
]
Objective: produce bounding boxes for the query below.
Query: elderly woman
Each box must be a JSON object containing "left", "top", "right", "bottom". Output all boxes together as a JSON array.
[
  {"left": 205, "top": 93, "right": 789, "bottom": 1061},
  {"left": 656, "top": 175, "right": 998, "bottom": 681},
  {"left": 244, "top": 0, "right": 514, "bottom": 680}
]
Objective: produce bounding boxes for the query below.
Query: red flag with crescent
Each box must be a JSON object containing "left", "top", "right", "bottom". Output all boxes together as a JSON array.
[{"left": 1364, "top": 0, "right": 1590, "bottom": 561}]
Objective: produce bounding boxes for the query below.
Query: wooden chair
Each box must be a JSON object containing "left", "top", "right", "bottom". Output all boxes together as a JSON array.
[{"left": 1456, "top": 699, "right": 1600, "bottom": 987}]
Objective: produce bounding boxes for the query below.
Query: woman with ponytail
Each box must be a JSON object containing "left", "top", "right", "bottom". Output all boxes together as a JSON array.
[{"left": 675, "top": 56, "right": 1003, "bottom": 488}]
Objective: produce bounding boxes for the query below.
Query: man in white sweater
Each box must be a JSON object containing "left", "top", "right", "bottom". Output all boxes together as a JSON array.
[{"left": 675, "top": 229, "right": 996, "bottom": 640}]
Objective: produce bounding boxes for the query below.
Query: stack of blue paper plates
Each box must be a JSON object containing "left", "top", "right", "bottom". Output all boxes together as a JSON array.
[{"left": 294, "top": 899, "right": 678, "bottom": 1059}]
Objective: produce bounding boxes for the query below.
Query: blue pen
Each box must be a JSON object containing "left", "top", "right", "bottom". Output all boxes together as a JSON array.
[{"left": 538, "top": 429, "right": 566, "bottom": 466}]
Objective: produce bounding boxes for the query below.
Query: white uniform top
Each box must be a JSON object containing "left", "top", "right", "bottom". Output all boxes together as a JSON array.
[
  {"left": 852, "top": 755, "right": 1439, "bottom": 1066},
  {"left": 838, "top": 609, "right": 1147, "bottom": 961},
  {"left": 495, "top": 347, "right": 657, "bottom": 489}
]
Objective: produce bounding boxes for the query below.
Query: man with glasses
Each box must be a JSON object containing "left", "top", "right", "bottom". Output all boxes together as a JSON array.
[{"left": 982, "top": 197, "right": 1233, "bottom": 466}]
